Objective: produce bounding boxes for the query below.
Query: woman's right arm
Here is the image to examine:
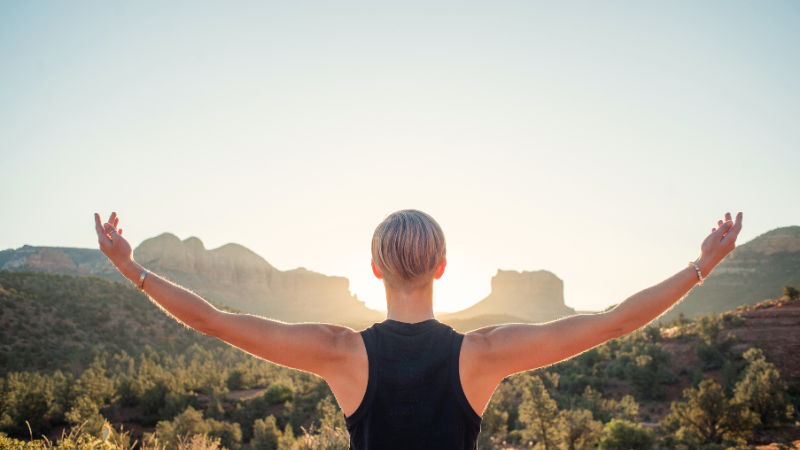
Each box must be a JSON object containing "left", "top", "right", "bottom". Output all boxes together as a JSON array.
[{"left": 93, "top": 213, "right": 366, "bottom": 379}]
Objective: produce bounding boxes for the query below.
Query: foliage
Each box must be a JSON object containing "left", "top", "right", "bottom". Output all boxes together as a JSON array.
[
  {"left": 783, "top": 285, "right": 800, "bottom": 301},
  {"left": 661, "top": 379, "right": 758, "bottom": 447},
  {"left": 733, "top": 348, "right": 794, "bottom": 428},
  {"left": 155, "top": 406, "right": 242, "bottom": 450},
  {"left": 518, "top": 375, "right": 562, "bottom": 450},
  {"left": 597, "top": 419, "right": 654, "bottom": 450},
  {"left": 575, "top": 386, "right": 638, "bottom": 424},
  {"left": 693, "top": 313, "right": 737, "bottom": 370},
  {"left": 558, "top": 409, "right": 602, "bottom": 450}
]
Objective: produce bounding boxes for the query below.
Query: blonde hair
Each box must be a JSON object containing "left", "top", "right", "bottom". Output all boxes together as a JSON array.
[{"left": 371, "top": 209, "right": 446, "bottom": 290}]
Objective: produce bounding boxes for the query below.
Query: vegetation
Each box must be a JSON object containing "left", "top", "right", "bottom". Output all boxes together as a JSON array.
[{"left": 1, "top": 270, "right": 797, "bottom": 450}]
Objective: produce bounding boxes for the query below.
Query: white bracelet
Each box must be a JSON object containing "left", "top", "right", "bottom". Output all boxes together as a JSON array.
[{"left": 688, "top": 261, "right": 704, "bottom": 286}]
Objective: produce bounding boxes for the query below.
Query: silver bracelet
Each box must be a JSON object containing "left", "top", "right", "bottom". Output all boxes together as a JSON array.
[
  {"left": 688, "top": 261, "right": 704, "bottom": 286},
  {"left": 137, "top": 269, "right": 148, "bottom": 291}
]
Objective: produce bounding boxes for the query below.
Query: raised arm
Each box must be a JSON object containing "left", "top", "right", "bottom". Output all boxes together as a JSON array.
[
  {"left": 94, "top": 213, "right": 367, "bottom": 415},
  {"left": 460, "top": 212, "right": 743, "bottom": 415}
]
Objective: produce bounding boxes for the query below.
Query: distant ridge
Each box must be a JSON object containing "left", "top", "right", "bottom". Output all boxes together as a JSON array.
[{"left": 667, "top": 225, "right": 800, "bottom": 319}]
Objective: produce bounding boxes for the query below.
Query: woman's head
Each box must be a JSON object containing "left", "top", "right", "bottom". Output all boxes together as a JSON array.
[{"left": 371, "top": 209, "right": 446, "bottom": 290}]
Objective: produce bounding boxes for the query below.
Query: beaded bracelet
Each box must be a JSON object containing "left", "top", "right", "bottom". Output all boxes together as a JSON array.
[{"left": 688, "top": 261, "right": 704, "bottom": 286}]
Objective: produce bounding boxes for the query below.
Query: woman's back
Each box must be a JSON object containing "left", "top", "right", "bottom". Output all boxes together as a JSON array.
[{"left": 345, "top": 319, "right": 482, "bottom": 450}]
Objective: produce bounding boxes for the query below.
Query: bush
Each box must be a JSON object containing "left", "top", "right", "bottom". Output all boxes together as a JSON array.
[
  {"left": 252, "top": 415, "right": 280, "bottom": 450},
  {"left": 264, "top": 381, "right": 294, "bottom": 405},
  {"left": 155, "top": 406, "right": 242, "bottom": 450},
  {"left": 597, "top": 419, "right": 654, "bottom": 450},
  {"left": 783, "top": 285, "right": 800, "bottom": 301},
  {"left": 661, "top": 379, "right": 757, "bottom": 447},
  {"left": 576, "top": 386, "right": 638, "bottom": 424},
  {"left": 734, "top": 348, "right": 794, "bottom": 428},
  {"left": 559, "top": 409, "right": 603, "bottom": 450}
]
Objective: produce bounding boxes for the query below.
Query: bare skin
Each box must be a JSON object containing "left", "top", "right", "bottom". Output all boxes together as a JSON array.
[{"left": 95, "top": 211, "right": 742, "bottom": 418}]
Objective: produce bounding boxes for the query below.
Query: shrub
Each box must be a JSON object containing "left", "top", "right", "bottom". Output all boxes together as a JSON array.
[
  {"left": 783, "top": 285, "right": 799, "bottom": 301},
  {"left": 264, "top": 381, "right": 294, "bottom": 405},
  {"left": 559, "top": 409, "right": 603, "bottom": 450},
  {"left": 252, "top": 415, "right": 280, "bottom": 450},
  {"left": 661, "top": 379, "right": 757, "bottom": 447},
  {"left": 597, "top": 419, "right": 654, "bottom": 450},
  {"left": 155, "top": 406, "right": 242, "bottom": 450},
  {"left": 734, "top": 348, "right": 794, "bottom": 428}
]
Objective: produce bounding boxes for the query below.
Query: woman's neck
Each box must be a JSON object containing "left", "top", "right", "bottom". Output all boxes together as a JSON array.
[{"left": 384, "top": 282, "right": 436, "bottom": 323}]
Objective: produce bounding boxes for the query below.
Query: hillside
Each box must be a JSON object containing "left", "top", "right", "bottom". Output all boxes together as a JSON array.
[
  {"left": 667, "top": 226, "right": 800, "bottom": 319},
  {"left": 442, "top": 269, "right": 575, "bottom": 322},
  {"left": 0, "top": 270, "right": 230, "bottom": 375}
]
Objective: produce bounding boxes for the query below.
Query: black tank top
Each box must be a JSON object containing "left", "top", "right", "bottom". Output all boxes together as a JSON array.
[{"left": 345, "top": 319, "right": 482, "bottom": 450}]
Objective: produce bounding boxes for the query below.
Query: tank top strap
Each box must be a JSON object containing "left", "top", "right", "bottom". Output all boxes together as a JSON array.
[{"left": 448, "top": 331, "right": 483, "bottom": 427}]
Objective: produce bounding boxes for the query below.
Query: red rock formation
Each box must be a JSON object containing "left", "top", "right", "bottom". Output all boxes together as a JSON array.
[
  {"left": 443, "top": 269, "right": 575, "bottom": 322},
  {"left": 133, "top": 233, "right": 383, "bottom": 324}
]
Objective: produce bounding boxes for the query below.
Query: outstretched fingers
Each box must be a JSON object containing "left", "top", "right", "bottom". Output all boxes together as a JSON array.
[
  {"left": 95, "top": 213, "right": 112, "bottom": 246},
  {"left": 723, "top": 212, "right": 743, "bottom": 243}
]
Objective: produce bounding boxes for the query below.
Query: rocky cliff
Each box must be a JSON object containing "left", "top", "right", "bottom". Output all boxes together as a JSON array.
[
  {"left": 132, "top": 233, "right": 383, "bottom": 324},
  {"left": 443, "top": 269, "right": 575, "bottom": 323},
  {"left": 666, "top": 226, "right": 800, "bottom": 319}
]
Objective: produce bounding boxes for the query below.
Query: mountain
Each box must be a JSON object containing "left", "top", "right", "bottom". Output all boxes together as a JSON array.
[
  {"left": 667, "top": 226, "right": 800, "bottom": 319},
  {"left": 441, "top": 269, "right": 575, "bottom": 323},
  {"left": 0, "top": 245, "right": 124, "bottom": 281},
  {"left": 133, "top": 233, "right": 383, "bottom": 324},
  {"left": 0, "top": 234, "right": 384, "bottom": 325}
]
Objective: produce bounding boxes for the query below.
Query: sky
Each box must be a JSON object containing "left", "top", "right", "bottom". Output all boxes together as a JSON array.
[{"left": 1, "top": 1, "right": 799, "bottom": 313}]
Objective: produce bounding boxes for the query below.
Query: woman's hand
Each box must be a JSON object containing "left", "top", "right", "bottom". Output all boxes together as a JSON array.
[
  {"left": 95, "top": 212, "right": 139, "bottom": 280},
  {"left": 697, "top": 212, "right": 743, "bottom": 276}
]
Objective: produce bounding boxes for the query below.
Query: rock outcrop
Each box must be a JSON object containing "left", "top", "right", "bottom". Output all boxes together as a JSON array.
[
  {"left": 132, "top": 233, "right": 383, "bottom": 324},
  {"left": 665, "top": 226, "right": 800, "bottom": 319},
  {"left": 443, "top": 269, "right": 575, "bottom": 323}
]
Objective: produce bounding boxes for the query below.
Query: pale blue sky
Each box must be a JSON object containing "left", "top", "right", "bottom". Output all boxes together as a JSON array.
[{"left": 1, "top": 2, "right": 798, "bottom": 313}]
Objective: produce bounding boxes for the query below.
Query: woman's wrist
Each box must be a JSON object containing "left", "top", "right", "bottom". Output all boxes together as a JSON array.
[
  {"left": 116, "top": 259, "right": 144, "bottom": 283},
  {"left": 695, "top": 255, "right": 719, "bottom": 279}
]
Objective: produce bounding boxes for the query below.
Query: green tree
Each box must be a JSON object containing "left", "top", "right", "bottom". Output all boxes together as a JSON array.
[
  {"left": 576, "top": 386, "right": 638, "bottom": 424},
  {"left": 298, "top": 397, "right": 349, "bottom": 450},
  {"left": 156, "top": 406, "right": 242, "bottom": 450},
  {"left": 598, "top": 419, "right": 654, "bottom": 450},
  {"left": 734, "top": 348, "right": 793, "bottom": 428},
  {"left": 518, "top": 376, "right": 562, "bottom": 450},
  {"left": 65, "top": 396, "right": 106, "bottom": 437},
  {"left": 662, "top": 379, "right": 757, "bottom": 447},
  {"left": 559, "top": 409, "right": 602, "bottom": 450},
  {"left": 624, "top": 354, "right": 671, "bottom": 400},
  {"left": 253, "top": 416, "right": 281, "bottom": 450},
  {"left": 694, "top": 313, "right": 721, "bottom": 345},
  {"left": 2, "top": 372, "right": 54, "bottom": 430},
  {"left": 783, "top": 285, "right": 799, "bottom": 300}
]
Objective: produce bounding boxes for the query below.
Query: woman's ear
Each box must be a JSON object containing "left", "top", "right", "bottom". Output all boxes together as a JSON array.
[
  {"left": 434, "top": 259, "right": 447, "bottom": 280},
  {"left": 371, "top": 260, "right": 383, "bottom": 279}
]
